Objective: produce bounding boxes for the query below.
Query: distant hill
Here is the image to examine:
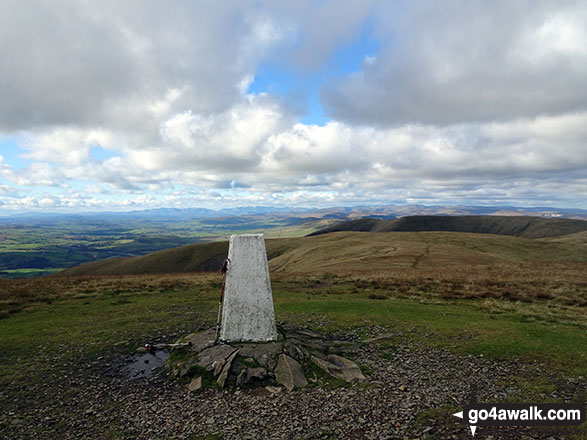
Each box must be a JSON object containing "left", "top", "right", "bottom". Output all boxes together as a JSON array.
[
  {"left": 57, "top": 229, "right": 587, "bottom": 277},
  {"left": 308, "top": 216, "right": 587, "bottom": 239},
  {"left": 57, "top": 240, "right": 230, "bottom": 276}
]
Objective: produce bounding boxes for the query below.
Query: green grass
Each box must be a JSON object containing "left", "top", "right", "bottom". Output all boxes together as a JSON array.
[
  {"left": 0, "top": 268, "right": 64, "bottom": 278},
  {"left": 0, "top": 273, "right": 586, "bottom": 439},
  {"left": 272, "top": 289, "right": 587, "bottom": 376},
  {"left": 0, "top": 281, "right": 218, "bottom": 389},
  {"left": 0, "top": 272, "right": 585, "bottom": 409}
]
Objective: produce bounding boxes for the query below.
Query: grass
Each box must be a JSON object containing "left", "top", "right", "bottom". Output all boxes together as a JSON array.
[
  {"left": 0, "top": 268, "right": 585, "bottom": 439},
  {"left": 0, "top": 275, "right": 220, "bottom": 390},
  {"left": 274, "top": 291, "right": 587, "bottom": 375},
  {"left": 1, "top": 230, "right": 585, "bottom": 438},
  {"left": 0, "top": 231, "right": 585, "bottom": 415},
  {"left": 1, "top": 269, "right": 585, "bottom": 383}
]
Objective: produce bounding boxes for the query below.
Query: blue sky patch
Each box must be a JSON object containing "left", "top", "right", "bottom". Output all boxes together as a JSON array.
[{"left": 248, "top": 23, "right": 379, "bottom": 126}]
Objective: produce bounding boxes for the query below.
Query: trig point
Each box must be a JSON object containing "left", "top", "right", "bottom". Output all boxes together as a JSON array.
[{"left": 220, "top": 233, "right": 278, "bottom": 342}]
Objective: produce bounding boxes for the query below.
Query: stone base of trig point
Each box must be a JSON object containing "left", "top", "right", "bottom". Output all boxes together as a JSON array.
[{"left": 220, "top": 233, "right": 278, "bottom": 342}]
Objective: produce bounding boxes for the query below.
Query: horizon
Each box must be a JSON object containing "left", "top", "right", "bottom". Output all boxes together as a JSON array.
[
  {"left": 1, "top": 202, "right": 586, "bottom": 219},
  {"left": 1, "top": 1, "right": 587, "bottom": 212}
]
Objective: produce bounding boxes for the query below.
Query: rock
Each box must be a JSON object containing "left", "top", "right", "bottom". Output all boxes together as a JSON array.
[
  {"left": 274, "top": 354, "right": 307, "bottom": 391},
  {"left": 237, "top": 367, "right": 267, "bottom": 387},
  {"left": 177, "top": 359, "right": 196, "bottom": 378},
  {"left": 283, "top": 341, "right": 309, "bottom": 362},
  {"left": 188, "top": 376, "right": 202, "bottom": 392},
  {"left": 184, "top": 328, "right": 216, "bottom": 352},
  {"left": 236, "top": 370, "right": 247, "bottom": 387},
  {"left": 286, "top": 328, "right": 321, "bottom": 339},
  {"left": 135, "top": 347, "right": 147, "bottom": 353},
  {"left": 196, "top": 345, "right": 238, "bottom": 373},
  {"left": 265, "top": 386, "right": 282, "bottom": 393},
  {"left": 289, "top": 337, "right": 326, "bottom": 351},
  {"left": 311, "top": 354, "right": 365, "bottom": 382},
  {"left": 237, "top": 344, "right": 256, "bottom": 358},
  {"left": 217, "top": 349, "right": 239, "bottom": 388},
  {"left": 253, "top": 342, "right": 283, "bottom": 369},
  {"left": 329, "top": 341, "right": 360, "bottom": 354}
]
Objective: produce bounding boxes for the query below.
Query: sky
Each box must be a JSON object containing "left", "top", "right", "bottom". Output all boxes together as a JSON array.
[{"left": 0, "top": 0, "right": 586, "bottom": 212}]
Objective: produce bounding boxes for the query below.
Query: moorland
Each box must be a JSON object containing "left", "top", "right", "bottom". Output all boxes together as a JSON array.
[
  {"left": 2, "top": 205, "right": 585, "bottom": 278},
  {"left": 0, "top": 215, "right": 586, "bottom": 438}
]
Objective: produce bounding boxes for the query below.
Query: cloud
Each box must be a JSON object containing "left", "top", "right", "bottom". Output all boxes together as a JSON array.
[
  {"left": 3, "top": 101, "right": 587, "bottom": 208},
  {"left": 0, "top": 0, "right": 292, "bottom": 135},
  {"left": 267, "top": 0, "right": 377, "bottom": 70},
  {"left": 321, "top": 0, "right": 587, "bottom": 125},
  {"left": 0, "top": 1, "right": 586, "bottom": 211},
  {"left": 21, "top": 128, "right": 115, "bottom": 166}
]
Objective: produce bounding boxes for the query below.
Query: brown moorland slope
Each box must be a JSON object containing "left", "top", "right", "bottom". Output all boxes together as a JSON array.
[
  {"left": 58, "top": 230, "right": 587, "bottom": 277},
  {"left": 309, "top": 215, "right": 587, "bottom": 239}
]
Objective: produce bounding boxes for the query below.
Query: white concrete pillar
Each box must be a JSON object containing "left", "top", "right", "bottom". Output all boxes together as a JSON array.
[{"left": 220, "top": 234, "right": 278, "bottom": 342}]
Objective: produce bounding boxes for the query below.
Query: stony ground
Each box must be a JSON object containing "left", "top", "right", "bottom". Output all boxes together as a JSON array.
[{"left": 1, "top": 325, "right": 585, "bottom": 439}]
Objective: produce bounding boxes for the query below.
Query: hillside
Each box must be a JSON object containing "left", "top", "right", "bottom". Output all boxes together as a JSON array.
[
  {"left": 540, "top": 230, "right": 587, "bottom": 246},
  {"left": 57, "top": 230, "right": 587, "bottom": 276},
  {"left": 308, "top": 215, "right": 587, "bottom": 239}
]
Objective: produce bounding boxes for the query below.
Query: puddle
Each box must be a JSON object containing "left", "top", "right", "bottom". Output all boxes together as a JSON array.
[{"left": 123, "top": 349, "right": 170, "bottom": 380}]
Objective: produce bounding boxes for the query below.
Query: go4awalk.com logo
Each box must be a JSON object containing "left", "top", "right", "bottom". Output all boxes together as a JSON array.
[{"left": 453, "top": 402, "right": 586, "bottom": 436}]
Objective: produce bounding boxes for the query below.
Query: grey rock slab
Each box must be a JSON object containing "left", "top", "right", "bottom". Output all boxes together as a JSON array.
[
  {"left": 274, "top": 354, "right": 307, "bottom": 391},
  {"left": 265, "top": 385, "right": 283, "bottom": 393},
  {"left": 217, "top": 349, "right": 240, "bottom": 388},
  {"left": 178, "top": 356, "right": 205, "bottom": 378},
  {"left": 290, "top": 337, "right": 327, "bottom": 351},
  {"left": 283, "top": 342, "right": 309, "bottom": 362},
  {"left": 329, "top": 341, "right": 360, "bottom": 354},
  {"left": 285, "top": 328, "right": 321, "bottom": 339},
  {"left": 236, "top": 367, "right": 267, "bottom": 387},
  {"left": 184, "top": 328, "right": 216, "bottom": 352},
  {"left": 236, "top": 370, "right": 247, "bottom": 388},
  {"left": 253, "top": 342, "right": 283, "bottom": 369},
  {"left": 196, "top": 345, "right": 238, "bottom": 374},
  {"left": 246, "top": 367, "right": 267, "bottom": 381},
  {"left": 187, "top": 376, "right": 202, "bottom": 392},
  {"left": 311, "top": 354, "right": 365, "bottom": 382},
  {"left": 236, "top": 344, "right": 256, "bottom": 358}
]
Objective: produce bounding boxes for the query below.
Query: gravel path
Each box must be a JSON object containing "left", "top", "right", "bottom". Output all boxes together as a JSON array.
[{"left": 1, "top": 326, "right": 585, "bottom": 439}]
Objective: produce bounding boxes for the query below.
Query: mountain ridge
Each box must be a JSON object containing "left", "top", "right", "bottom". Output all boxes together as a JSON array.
[{"left": 308, "top": 215, "right": 587, "bottom": 239}]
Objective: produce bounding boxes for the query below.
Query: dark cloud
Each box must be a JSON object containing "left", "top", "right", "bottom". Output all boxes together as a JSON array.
[
  {"left": 322, "top": 0, "right": 587, "bottom": 125},
  {"left": 0, "top": 0, "right": 283, "bottom": 133}
]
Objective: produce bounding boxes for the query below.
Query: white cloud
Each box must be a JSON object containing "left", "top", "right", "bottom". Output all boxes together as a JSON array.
[
  {"left": 322, "top": 0, "right": 587, "bottom": 125},
  {"left": 22, "top": 128, "right": 115, "bottom": 166},
  {"left": 0, "top": 1, "right": 586, "bottom": 211},
  {"left": 3, "top": 103, "right": 587, "bottom": 209},
  {"left": 0, "top": 0, "right": 292, "bottom": 134}
]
